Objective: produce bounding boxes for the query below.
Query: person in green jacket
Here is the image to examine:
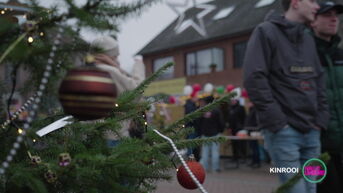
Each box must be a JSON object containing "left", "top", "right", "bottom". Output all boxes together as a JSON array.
[{"left": 311, "top": 2, "right": 343, "bottom": 193}]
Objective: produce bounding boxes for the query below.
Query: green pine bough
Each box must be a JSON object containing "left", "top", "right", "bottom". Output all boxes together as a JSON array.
[
  {"left": 1, "top": 0, "right": 228, "bottom": 192},
  {"left": 0, "top": 59, "right": 231, "bottom": 193}
]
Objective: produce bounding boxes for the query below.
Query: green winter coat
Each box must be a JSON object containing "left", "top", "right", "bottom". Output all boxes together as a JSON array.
[{"left": 314, "top": 35, "right": 343, "bottom": 153}]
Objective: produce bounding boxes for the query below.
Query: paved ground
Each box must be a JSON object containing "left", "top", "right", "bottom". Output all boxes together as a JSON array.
[{"left": 155, "top": 160, "right": 279, "bottom": 193}]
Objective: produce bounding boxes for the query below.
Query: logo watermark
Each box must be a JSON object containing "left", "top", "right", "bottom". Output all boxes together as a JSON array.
[
  {"left": 302, "top": 158, "right": 327, "bottom": 183},
  {"left": 269, "top": 158, "right": 327, "bottom": 183}
]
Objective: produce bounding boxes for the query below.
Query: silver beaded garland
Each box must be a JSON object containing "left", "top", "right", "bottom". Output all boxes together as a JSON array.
[
  {"left": 13, "top": 143, "right": 20, "bottom": 149},
  {"left": 16, "top": 136, "right": 23, "bottom": 143},
  {"left": 6, "top": 156, "right": 13, "bottom": 162},
  {"left": 39, "top": 85, "right": 45, "bottom": 91},
  {"left": 9, "top": 150, "right": 16, "bottom": 156},
  {"left": 2, "top": 162, "right": 9, "bottom": 168},
  {"left": 42, "top": 78, "right": 48, "bottom": 84},
  {"left": 44, "top": 71, "right": 50, "bottom": 77},
  {"left": 0, "top": 94, "right": 37, "bottom": 131},
  {"left": 0, "top": 27, "right": 66, "bottom": 175},
  {"left": 32, "top": 104, "right": 38, "bottom": 110},
  {"left": 153, "top": 129, "right": 208, "bottom": 193}
]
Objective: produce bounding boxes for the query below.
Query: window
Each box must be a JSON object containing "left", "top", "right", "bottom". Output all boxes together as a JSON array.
[
  {"left": 153, "top": 56, "right": 174, "bottom": 80},
  {"left": 233, "top": 41, "right": 247, "bottom": 68},
  {"left": 186, "top": 48, "right": 224, "bottom": 76}
]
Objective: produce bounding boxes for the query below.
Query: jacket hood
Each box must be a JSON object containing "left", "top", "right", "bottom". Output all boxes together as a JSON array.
[{"left": 264, "top": 10, "right": 307, "bottom": 43}]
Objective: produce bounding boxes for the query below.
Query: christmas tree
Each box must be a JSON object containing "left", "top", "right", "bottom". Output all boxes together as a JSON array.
[{"left": 0, "top": 1, "right": 230, "bottom": 192}]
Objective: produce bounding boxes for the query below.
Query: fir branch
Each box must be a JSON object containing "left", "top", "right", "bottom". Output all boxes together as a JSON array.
[
  {"left": 6, "top": 166, "right": 49, "bottom": 193},
  {"left": 117, "top": 62, "right": 174, "bottom": 104},
  {"left": 154, "top": 136, "right": 227, "bottom": 153},
  {"left": 84, "top": 0, "right": 104, "bottom": 10},
  {"left": 89, "top": 0, "right": 159, "bottom": 18},
  {"left": 171, "top": 127, "right": 195, "bottom": 140},
  {"left": 88, "top": 3, "right": 127, "bottom": 17},
  {"left": 120, "top": 171, "right": 170, "bottom": 181},
  {"left": 164, "top": 93, "right": 234, "bottom": 133},
  {"left": 111, "top": 101, "right": 150, "bottom": 117},
  {"left": 36, "top": 0, "right": 160, "bottom": 31},
  {"left": 0, "top": 33, "right": 27, "bottom": 64},
  {"left": 136, "top": 62, "right": 174, "bottom": 94},
  {"left": 0, "top": 1, "right": 229, "bottom": 192}
]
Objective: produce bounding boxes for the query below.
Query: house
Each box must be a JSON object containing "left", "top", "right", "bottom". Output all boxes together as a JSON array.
[{"left": 138, "top": 0, "right": 283, "bottom": 95}]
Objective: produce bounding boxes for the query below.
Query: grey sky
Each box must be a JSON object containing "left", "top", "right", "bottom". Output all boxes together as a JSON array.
[{"left": 1, "top": 0, "right": 211, "bottom": 72}]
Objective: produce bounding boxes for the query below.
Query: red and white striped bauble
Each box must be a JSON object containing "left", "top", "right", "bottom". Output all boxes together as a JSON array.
[{"left": 58, "top": 67, "right": 117, "bottom": 120}]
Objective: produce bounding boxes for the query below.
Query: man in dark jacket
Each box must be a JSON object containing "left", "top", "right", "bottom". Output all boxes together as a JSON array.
[
  {"left": 243, "top": 0, "right": 329, "bottom": 193},
  {"left": 184, "top": 96, "right": 201, "bottom": 161},
  {"left": 227, "top": 99, "right": 246, "bottom": 168},
  {"left": 244, "top": 102, "right": 261, "bottom": 168},
  {"left": 198, "top": 96, "right": 225, "bottom": 172},
  {"left": 311, "top": 2, "right": 343, "bottom": 193}
]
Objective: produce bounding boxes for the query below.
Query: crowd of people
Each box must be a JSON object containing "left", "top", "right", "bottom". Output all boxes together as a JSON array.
[
  {"left": 184, "top": 94, "right": 263, "bottom": 172},
  {"left": 182, "top": 1, "right": 343, "bottom": 193},
  {"left": 88, "top": 1, "right": 343, "bottom": 192}
]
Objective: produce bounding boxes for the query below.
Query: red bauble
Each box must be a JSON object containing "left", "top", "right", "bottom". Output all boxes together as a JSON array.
[
  {"left": 169, "top": 96, "right": 176, "bottom": 104},
  {"left": 226, "top": 84, "right": 235, "bottom": 93},
  {"left": 190, "top": 90, "right": 198, "bottom": 98},
  {"left": 59, "top": 67, "right": 117, "bottom": 120},
  {"left": 242, "top": 89, "right": 249, "bottom": 98},
  {"left": 192, "top": 84, "right": 202, "bottom": 92},
  {"left": 177, "top": 160, "right": 206, "bottom": 190}
]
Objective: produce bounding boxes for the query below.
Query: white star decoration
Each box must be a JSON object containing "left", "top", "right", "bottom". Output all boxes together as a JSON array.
[
  {"left": 255, "top": 0, "right": 276, "bottom": 8},
  {"left": 167, "top": 0, "right": 216, "bottom": 37}
]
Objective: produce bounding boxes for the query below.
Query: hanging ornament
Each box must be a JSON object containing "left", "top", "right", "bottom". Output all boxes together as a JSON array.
[
  {"left": 190, "top": 90, "right": 199, "bottom": 98},
  {"left": 216, "top": 86, "right": 225, "bottom": 94},
  {"left": 59, "top": 153, "right": 71, "bottom": 167},
  {"left": 242, "top": 88, "right": 249, "bottom": 98},
  {"left": 204, "top": 83, "right": 214, "bottom": 93},
  {"left": 169, "top": 96, "right": 176, "bottom": 104},
  {"left": 58, "top": 65, "right": 118, "bottom": 121},
  {"left": 226, "top": 84, "right": 235, "bottom": 93},
  {"left": 23, "top": 21, "right": 38, "bottom": 32},
  {"left": 153, "top": 130, "right": 208, "bottom": 193},
  {"left": 44, "top": 170, "right": 57, "bottom": 183},
  {"left": 177, "top": 157, "right": 206, "bottom": 190},
  {"left": 30, "top": 156, "right": 42, "bottom": 166},
  {"left": 183, "top": 85, "right": 193, "bottom": 95},
  {"left": 232, "top": 87, "right": 242, "bottom": 100},
  {"left": 192, "top": 84, "right": 202, "bottom": 93}
]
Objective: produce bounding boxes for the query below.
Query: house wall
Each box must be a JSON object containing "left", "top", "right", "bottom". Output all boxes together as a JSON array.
[{"left": 143, "top": 34, "right": 250, "bottom": 90}]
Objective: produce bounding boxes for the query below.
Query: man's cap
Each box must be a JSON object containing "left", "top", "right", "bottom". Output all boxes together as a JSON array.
[{"left": 317, "top": 1, "right": 343, "bottom": 15}]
